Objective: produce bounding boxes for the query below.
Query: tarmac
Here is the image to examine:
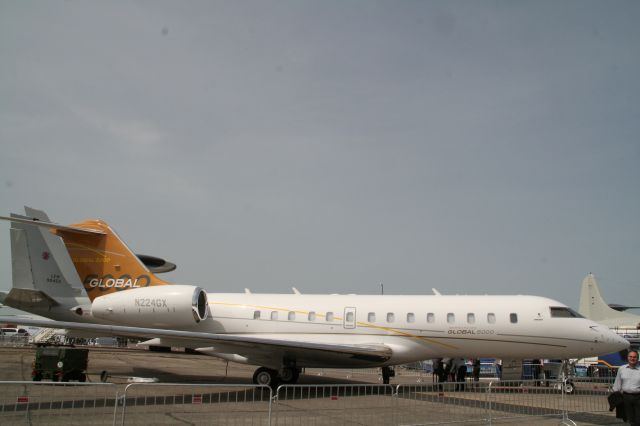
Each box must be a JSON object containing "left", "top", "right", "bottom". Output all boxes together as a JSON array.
[
  {"left": 0, "top": 346, "right": 628, "bottom": 425},
  {"left": 0, "top": 345, "right": 396, "bottom": 384}
]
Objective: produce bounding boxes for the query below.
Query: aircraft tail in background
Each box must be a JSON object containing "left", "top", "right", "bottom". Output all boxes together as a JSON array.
[
  {"left": 578, "top": 273, "right": 640, "bottom": 329},
  {"left": 1, "top": 207, "right": 88, "bottom": 319}
]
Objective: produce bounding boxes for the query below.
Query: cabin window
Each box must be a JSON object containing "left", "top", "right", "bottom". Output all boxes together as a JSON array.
[
  {"left": 288, "top": 311, "right": 296, "bottom": 321},
  {"left": 368, "top": 312, "right": 376, "bottom": 322},
  {"left": 326, "top": 312, "right": 334, "bottom": 322},
  {"left": 387, "top": 312, "right": 395, "bottom": 323},
  {"left": 427, "top": 313, "right": 435, "bottom": 323},
  {"left": 407, "top": 313, "right": 415, "bottom": 323},
  {"left": 308, "top": 312, "right": 316, "bottom": 321},
  {"left": 510, "top": 313, "right": 518, "bottom": 323},
  {"left": 467, "top": 313, "right": 475, "bottom": 324},
  {"left": 346, "top": 311, "right": 354, "bottom": 322},
  {"left": 447, "top": 313, "right": 455, "bottom": 323},
  {"left": 487, "top": 313, "right": 496, "bottom": 324},
  {"left": 253, "top": 310, "right": 261, "bottom": 320},
  {"left": 550, "top": 307, "right": 583, "bottom": 318},
  {"left": 271, "top": 311, "right": 278, "bottom": 321}
]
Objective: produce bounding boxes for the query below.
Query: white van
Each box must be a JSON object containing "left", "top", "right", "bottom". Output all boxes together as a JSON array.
[{"left": 1, "top": 327, "right": 30, "bottom": 336}]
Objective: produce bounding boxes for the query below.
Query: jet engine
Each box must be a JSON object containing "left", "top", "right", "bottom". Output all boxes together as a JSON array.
[{"left": 91, "top": 285, "right": 209, "bottom": 328}]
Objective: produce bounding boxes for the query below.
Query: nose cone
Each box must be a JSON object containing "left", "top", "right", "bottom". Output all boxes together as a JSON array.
[
  {"left": 614, "top": 333, "right": 631, "bottom": 351},
  {"left": 600, "top": 327, "right": 630, "bottom": 354}
]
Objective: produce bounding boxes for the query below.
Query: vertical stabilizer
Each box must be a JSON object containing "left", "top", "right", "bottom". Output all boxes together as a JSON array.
[
  {"left": 53, "top": 219, "right": 169, "bottom": 301},
  {"left": 11, "top": 223, "right": 35, "bottom": 291},
  {"left": 4, "top": 208, "right": 87, "bottom": 313},
  {"left": 578, "top": 273, "right": 606, "bottom": 320},
  {"left": 578, "top": 273, "right": 640, "bottom": 328},
  {"left": 2, "top": 210, "right": 171, "bottom": 303},
  {"left": 11, "top": 209, "right": 84, "bottom": 298}
]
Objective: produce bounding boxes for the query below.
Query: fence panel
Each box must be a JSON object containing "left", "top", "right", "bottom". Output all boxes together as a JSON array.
[
  {"left": 562, "top": 377, "right": 617, "bottom": 423},
  {"left": 396, "top": 381, "right": 490, "bottom": 425},
  {"left": 0, "top": 381, "right": 117, "bottom": 425},
  {"left": 120, "top": 383, "right": 272, "bottom": 426},
  {"left": 274, "top": 384, "right": 395, "bottom": 426},
  {"left": 0, "top": 335, "right": 30, "bottom": 347},
  {"left": 484, "top": 379, "right": 567, "bottom": 423},
  {"left": 0, "top": 377, "right": 623, "bottom": 425}
]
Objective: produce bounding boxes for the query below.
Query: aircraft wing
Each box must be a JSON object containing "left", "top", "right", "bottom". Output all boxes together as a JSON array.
[{"left": 0, "top": 317, "right": 392, "bottom": 368}]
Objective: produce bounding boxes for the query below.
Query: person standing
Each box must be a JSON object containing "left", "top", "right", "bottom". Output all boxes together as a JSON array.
[
  {"left": 613, "top": 350, "right": 640, "bottom": 425},
  {"left": 532, "top": 358, "right": 542, "bottom": 386},
  {"left": 472, "top": 359, "right": 481, "bottom": 383},
  {"left": 433, "top": 358, "right": 442, "bottom": 383},
  {"left": 455, "top": 358, "right": 467, "bottom": 391},
  {"left": 441, "top": 358, "right": 451, "bottom": 383}
]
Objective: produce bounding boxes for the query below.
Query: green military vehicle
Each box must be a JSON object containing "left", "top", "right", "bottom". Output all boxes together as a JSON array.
[{"left": 32, "top": 346, "right": 89, "bottom": 382}]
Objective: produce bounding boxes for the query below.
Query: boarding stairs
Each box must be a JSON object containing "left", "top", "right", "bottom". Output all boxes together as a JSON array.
[{"left": 32, "top": 328, "right": 65, "bottom": 344}]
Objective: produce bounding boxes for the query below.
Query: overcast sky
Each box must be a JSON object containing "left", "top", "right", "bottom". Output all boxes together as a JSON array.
[{"left": 1, "top": 1, "right": 638, "bottom": 308}]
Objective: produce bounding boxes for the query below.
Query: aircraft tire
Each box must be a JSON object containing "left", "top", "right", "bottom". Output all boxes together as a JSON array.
[
  {"left": 564, "top": 381, "right": 575, "bottom": 394},
  {"left": 280, "top": 367, "right": 300, "bottom": 384},
  {"left": 253, "top": 367, "right": 278, "bottom": 387}
]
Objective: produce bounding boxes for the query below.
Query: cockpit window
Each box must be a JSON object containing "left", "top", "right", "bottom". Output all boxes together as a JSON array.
[{"left": 550, "top": 307, "right": 584, "bottom": 318}]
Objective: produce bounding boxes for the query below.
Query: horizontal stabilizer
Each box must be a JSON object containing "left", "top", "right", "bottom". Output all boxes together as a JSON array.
[
  {"left": 3, "top": 288, "right": 59, "bottom": 308},
  {"left": 0, "top": 215, "right": 105, "bottom": 235}
]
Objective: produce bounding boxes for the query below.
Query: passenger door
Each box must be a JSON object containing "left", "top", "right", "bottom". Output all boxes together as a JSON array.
[{"left": 343, "top": 307, "right": 356, "bottom": 329}]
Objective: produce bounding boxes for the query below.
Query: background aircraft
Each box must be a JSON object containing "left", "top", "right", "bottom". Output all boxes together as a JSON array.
[{"left": 578, "top": 273, "right": 640, "bottom": 329}]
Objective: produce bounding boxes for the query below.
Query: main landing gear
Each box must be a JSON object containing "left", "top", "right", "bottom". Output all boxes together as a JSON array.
[{"left": 252, "top": 366, "right": 300, "bottom": 388}]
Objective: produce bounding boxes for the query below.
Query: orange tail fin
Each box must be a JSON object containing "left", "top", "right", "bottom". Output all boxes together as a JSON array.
[{"left": 53, "top": 219, "right": 169, "bottom": 301}]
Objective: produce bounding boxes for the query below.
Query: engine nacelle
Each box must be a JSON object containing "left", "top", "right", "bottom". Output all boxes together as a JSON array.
[{"left": 91, "top": 285, "right": 209, "bottom": 328}]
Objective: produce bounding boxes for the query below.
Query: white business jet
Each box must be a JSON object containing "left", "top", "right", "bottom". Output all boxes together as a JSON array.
[{"left": 0, "top": 213, "right": 628, "bottom": 386}]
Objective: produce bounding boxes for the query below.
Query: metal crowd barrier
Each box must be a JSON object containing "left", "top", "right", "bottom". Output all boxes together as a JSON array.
[
  {"left": 395, "top": 381, "right": 490, "bottom": 425},
  {"left": 0, "top": 378, "right": 621, "bottom": 425},
  {"left": 0, "top": 381, "right": 117, "bottom": 425},
  {"left": 273, "top": 384, "right": 396, "bottom": 425},
  {"left": 120, "top": 383, "right": 272, "bottom": 425},
  {"left": 0, "top": 335, "right": 31, "bottom": 347}
]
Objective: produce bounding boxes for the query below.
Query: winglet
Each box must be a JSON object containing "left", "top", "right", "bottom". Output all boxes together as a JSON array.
[{"left": 432, "top": 288, "right": 442, "bottom": 296}]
